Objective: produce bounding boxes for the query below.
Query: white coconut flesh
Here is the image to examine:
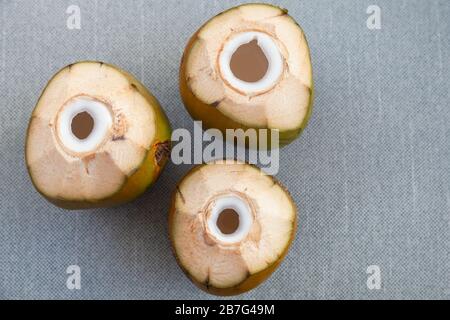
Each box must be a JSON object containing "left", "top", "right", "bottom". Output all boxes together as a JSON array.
[
  {"left": 219, "top": 31, "right": 283, "bottom": 94},
  {"left": 184, "top": 3, "right": 312, "bottom": 130},
  {"left": 171, "top": 160, "right": 297, "bottom": 289},
  {"left": 56, "top": 96, "right": 112, "bottom": 154},
  {"left": 206, "top": 195, "right": 254, "bottom": 244},
  {"left": 26, "top": 62, "right": 157, "bottom": 201}
]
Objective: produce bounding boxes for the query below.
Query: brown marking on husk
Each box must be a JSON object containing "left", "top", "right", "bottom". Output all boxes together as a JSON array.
[
  {"left": 176, "top": 186, "right": 186, "bottom": 203},
  {"left": 210, "top": 100, "right": 222, "bottom": 107},
  {"left": 155, "top": 140, "right": 171, "bottom": 167},
  {"left": 205, "top": 269, "right": 211, "bottom": 289},
  {"left": 112, "top": 112, "right": 127, "bottom": 141},
  {"left": 111, "top": 135, "right": 125, "bottom": 142},
  {"left": 82, "top": 154, "right": 96, "bottom": 175}
]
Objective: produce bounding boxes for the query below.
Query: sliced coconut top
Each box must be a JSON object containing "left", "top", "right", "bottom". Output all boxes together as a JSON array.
[
  {"left": 26, "top": 61, "right": 158, "bottom": 201},
  {"left": 183, "top": 3, "right": 312, "bottom": 131},
  {"left": 171, "top": 160, "right": 296, "bottom": 289}
]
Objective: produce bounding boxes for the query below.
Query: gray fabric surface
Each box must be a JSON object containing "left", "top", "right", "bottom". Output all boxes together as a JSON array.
[{"left": 0, "top": 0, "right": 449, "bottom": 299}]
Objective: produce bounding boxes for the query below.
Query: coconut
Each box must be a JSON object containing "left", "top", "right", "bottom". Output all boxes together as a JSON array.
[
  {"left": 25, "top": 61, "right": 171, "bottom": 209},
  {"left": 169, "top": 160, "right": 297, "bottom": 295},
  {"left": 179, "top": 3, "right": 313, "bottom": 147}
]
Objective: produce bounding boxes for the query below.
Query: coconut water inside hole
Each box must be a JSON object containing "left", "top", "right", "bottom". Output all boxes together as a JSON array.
[
  {"left": 230, "top": 39, "right": 269, "bottom": 82},
  {"left": 71, "top": 111, "right": 94, "bottom": 140},
  {"left": 217, "top": 208, "right": 240, "bottom": 235}
]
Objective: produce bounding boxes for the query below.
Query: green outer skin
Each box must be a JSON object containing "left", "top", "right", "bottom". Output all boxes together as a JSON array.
[
  {"left": 168, "top": 161, "right": 297, "bottom": 296},
  {"left": 179, "top": 3, "right": 314, "bottom": 148},
  {"left": 25, "top": 61, "right": 172, "bottom": 210}
]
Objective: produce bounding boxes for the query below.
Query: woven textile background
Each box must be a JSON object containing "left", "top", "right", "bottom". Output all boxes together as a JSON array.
[{"left": 0, "top": 0, "right": 449, "bottom": 299}]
